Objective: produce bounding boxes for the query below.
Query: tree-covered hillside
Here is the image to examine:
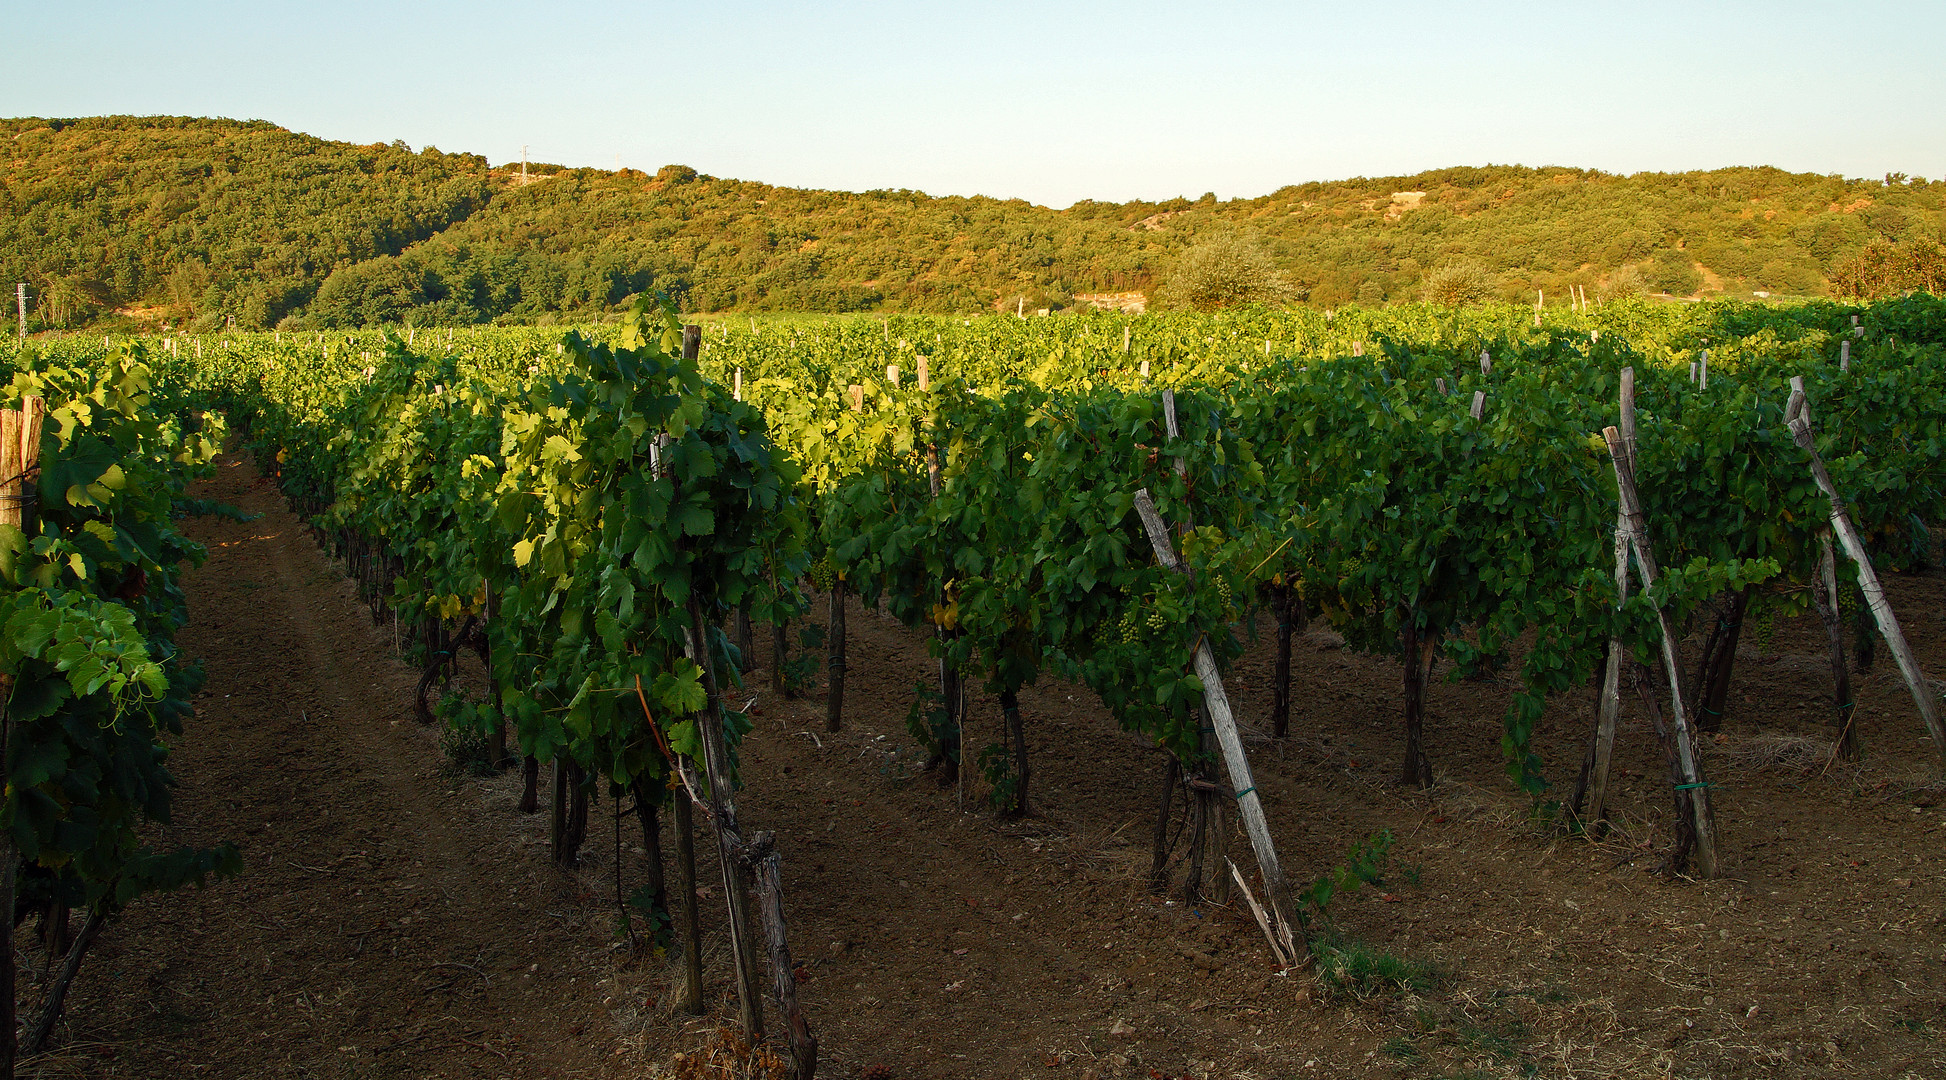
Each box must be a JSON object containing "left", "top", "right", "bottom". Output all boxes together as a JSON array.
[
  {"left": 0, "top": 117, "right": 489, "bottom": 329},
  {"left": 3, "top": 117, "right": 1942, "bottom": 329}
]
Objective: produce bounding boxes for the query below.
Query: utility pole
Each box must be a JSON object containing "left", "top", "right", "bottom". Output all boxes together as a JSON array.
[{"left": 14, "top": 284, "right": 23, "bottom": 340}]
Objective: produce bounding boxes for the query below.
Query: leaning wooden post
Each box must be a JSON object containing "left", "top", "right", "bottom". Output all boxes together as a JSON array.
[
  {"left": 1784, "top": 378, "right": 1946, "bottom": 768},
  {"left": 0, "top": 395, "right": 44, "bottom": 1080},
  {"left": 1132, "top": 488, "right": 1299, "bottom": 961},
  {"left": 1602, "top": 412, "right": 1721, "bottom": 878}
]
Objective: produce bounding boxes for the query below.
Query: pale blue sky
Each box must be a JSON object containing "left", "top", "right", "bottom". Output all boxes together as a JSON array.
[{"left": 6, "top": 1, "right": 1942, "bottom": 207}]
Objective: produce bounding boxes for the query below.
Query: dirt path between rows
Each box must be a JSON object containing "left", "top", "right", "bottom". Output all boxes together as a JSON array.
[
  {"left": 24, "top": 448, "right": 1946, "bottom": 1080},
  {"left": 37, "top": 452, "right": 619, "bottom": 1078}
]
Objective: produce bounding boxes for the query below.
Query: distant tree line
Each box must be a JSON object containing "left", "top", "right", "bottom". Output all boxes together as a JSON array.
[{"left": 3, "top": 117, "right": 1942, "bottom": 329}]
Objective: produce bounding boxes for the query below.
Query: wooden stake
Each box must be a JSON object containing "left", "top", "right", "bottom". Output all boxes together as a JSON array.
[
  {"left": 847, "top": 385, "right": 864, "bottom": 412},
  {"left": 1603, "top": 398, "right": 1720, "bottom": 877},
  {"left": 672, "top": 790, "right": 705, "bottom": 1014},
  {"left": 684, "top": 601, "right": 765, "bottom": 1040},
  {"left": 1122, "top": 324, "right": 1131, "bottom": 353},
  {"left": 1813, "top": 532, "right": 1858, "bottom": 761},
  {"left": 1840, "top": 339, "right": 1850, "bottom": 372},
  {"left": 825, "top": 577, "right": 845, "bottom": 733},
  {"left": 748, "top": 833, "right": 818, "bottom": 1079},
  {"left": 886, "top": 365, "right": 900, "bottom": 388},
  {"left": 1584, "top": 373, "right": 1633, "bottom": 832},
  {"left": 733, "top": 368, "right": 743, "bottom": 401},
  {"left": 0, "top": 395, "right": 42, "bottom": 1080},
  {"left": 917, "top": 355, "right": 930, "bottom": 391},
  {"left": 1162, "top": 390, "right": 1185, "bottom": 480},
  {"left": 1131, "top": 489, "right": 1298, "bottom": 950},
  {"left": 1785, "top": 379, "right": 1945, "bottom": 767},
  {"left": 1470, "top": 391, "right": 1485, "bottom": 420},
  {"left": 1148, "top": 756, "right": 1179, "bottom": 893},
  {"left": 1699, "top": 350, "right": 1709, "bottom": 391},
  {"left": 1480, "top": 349, "right": 1491, "bottom": 375},
  {"left": 1585, "top": 508, "right": 1628, "bottom": 833}
]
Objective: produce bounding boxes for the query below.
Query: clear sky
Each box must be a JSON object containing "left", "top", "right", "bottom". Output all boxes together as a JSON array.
[{"left": 7, "top": 0, "right": 1943, "bottom": 208}]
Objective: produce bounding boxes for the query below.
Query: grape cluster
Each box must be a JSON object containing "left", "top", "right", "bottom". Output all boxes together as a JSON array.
[
  {"left": 808, "top": 555, "right": 836, "bottom": 590},
  {"left": 1747, "top": 608, "right": 1778, "bottom": 651}
]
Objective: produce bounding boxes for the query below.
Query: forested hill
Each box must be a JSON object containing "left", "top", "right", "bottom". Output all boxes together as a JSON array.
[
  {"left": 0, "top": 117, "right": 490, "bottom": 329},
  {"left": 4, "top": 116, "right": 1943, "bottom": 329}
]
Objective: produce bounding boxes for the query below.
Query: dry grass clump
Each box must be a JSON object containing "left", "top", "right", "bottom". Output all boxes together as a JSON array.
[{"left": 1718, "top": 732, "right": 1838, "bottom": 774}]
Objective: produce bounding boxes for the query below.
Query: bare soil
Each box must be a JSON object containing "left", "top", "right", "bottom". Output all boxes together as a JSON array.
[{"left": 23, "top": 450, "right": 1946, "bottom": 1079}]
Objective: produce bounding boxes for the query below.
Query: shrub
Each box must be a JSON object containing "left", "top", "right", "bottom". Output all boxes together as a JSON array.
[
  {"left": 1599, "top": 265, "right": 1649, "bottom": 300},
  {"left": 1649, "top": 249, "right": 1703, "bottom": 296},
  {"left": 1153, "top": 236, "right": 1293, "bottom": 311},
  {"left": 1421, "top": 262, "right": 1497, "bottom": 306}
]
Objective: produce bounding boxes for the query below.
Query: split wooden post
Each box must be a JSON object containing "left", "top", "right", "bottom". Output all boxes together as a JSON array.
[
  {"left": 1131, "top": 488, "right": 1298, "bottom": 959},
  {"left": 733, "top": 368, "right": 743, "bottom": 401},
  {"left": 1480, "top": 349, "right": 1491, "bottom": 375},
  {"left": 747, "top": 832, "right": 819, "bottom": 1079},
  {"left": 1839, "top": 339, "right": 1850, "bottom": 372},
  {"left": 0, "top": 395, "right": 44, "bottom": 1079},
  {"left": 683, "top": 602, "right": 765, "bottom": 1040},
  {"left": 1784, "top": 378, "right": 1945, "bottom": 768},
  {"left": 1584, "top": 512, "right": 1628, "bottom": 834},
  {"left": 1602, "top": 377, "right": 1720, "bottom": 877},
  {"left": 916, "top": 355, "right": 929, "bottom": 392},
  {"left": 1585, "top": 371, "right": 1635, "bottom": 832},
  {"left": 847, "top": 385, "right": 864, "bottom": 412},
  {"left": 1470, "top": 391, "right": 1486, "bottom": 421},
  {"left": 1162, "top": 391, "right": 1219, "bottom": 899}
]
